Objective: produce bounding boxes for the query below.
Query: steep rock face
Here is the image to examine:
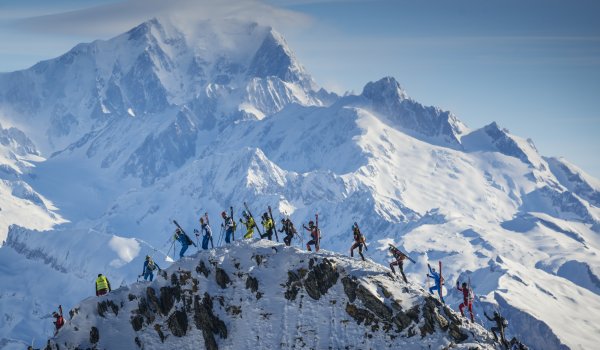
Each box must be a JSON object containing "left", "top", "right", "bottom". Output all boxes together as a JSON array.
[
  {"left": 546, "top": 157, "right": 600, "bottom": 207},
  {"left": 44, "top": 241, "right": 498, "bottom": 350}
]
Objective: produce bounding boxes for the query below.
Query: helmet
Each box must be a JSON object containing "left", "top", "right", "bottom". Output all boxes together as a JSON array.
[
  {"left": 221, "top": 211, "right": 227, "bottom": 217},
  {"left": 176, "top": 228, "right": 182, "bottom": 233},
  {"left": 462, "top": 282, "right": 467, "bottom": 287},
  {"left": 388, "top": 246, "right": 395, "bottom": 252},
  {"left": 52, "top": 312, "right": 58, "bottom": 317},
  {"left": 145, "top": 255, "right": 150, "bottom": 260},
  {"left": 431, "top": 268, "right": 436, "bottom": 272},
  {"left": 243, "top": 211, "right": 249, "bottom": 217},
  {"left": 263, "top": 212, "right": 268, "bottom": 218},
  {"left": 493, "top": 311, "right": 499, "bottom": 317},
  {"left": 309, "top": 220, "right": 314, "bottom": 226},
  {"left": 281, "top": 219, "right": 286, "bottom": 224},
  {"left": 200, "top": 217, "right": 204, "bottom": 224}
]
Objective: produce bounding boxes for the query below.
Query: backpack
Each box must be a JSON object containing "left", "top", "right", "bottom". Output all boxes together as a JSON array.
[
  {"left": 185, "top": 234, "right": 194, "bottom": 245},
  {"left": 147, "top": 259, "right": 156, "bottom": 271}
]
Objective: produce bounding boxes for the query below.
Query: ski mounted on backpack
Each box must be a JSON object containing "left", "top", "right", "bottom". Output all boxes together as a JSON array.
[
  {"left": 316, "top": 213, "right": 320, "bottom": 249},
  {"left": 243, "top": 202, "right": 262, "bottom": 236},
  {"left": 268, "top": 205, "right": 279, "bottom": 242},
  {"left": 353, "top": 222, "right": 368, "bottom": 251},
  {"left": 173, "top": 220, "right": 197, "bottom": 247},
  {"left": 230, "top": 206, "right": 236, "bottom": 241},
  {"left": 388, "top": 244, "right": 415, "bottom": 263}
]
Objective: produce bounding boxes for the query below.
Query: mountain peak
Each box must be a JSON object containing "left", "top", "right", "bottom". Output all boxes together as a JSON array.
[{"left": 361, "top": 76, "right": 409, "bottom": 103}]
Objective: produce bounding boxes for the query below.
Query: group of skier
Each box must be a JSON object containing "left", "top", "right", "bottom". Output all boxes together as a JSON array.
[{"left": 45, "top": 204, "right": 524, "bottom": 350}]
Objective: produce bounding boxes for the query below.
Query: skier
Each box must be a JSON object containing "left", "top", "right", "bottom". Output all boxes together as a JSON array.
[
  {"left": 240, "top": 211, "right": 256, "bottom": 239},
  {"left": 173, "top": 227, "right": 195, "bottom": 258},
  {"left": 388, "top": 245, "right": 409, "bottom": 283},
  {"left": 221, "top": 211, "right": 235, "bottom": 244},
  {"left": 350, "top": 223, "right": 366, "bottom": 261},
  {"left": 279, "top": 218, "right": 296, "bottom": 246},
  {"left": 261, "top": 212, "right": 275, "bottom": 240},
  {"left": 140, "top": 255, "right": 162, "bottom": 281},
  {"left": 200, "top": 217, "right": 213, "bottom": 249},
  {"left": 303, "top": 220, "right": 320, "bottom": 252},
  {"left": 427, "top": 263, "right": 445, "bottom": 303},
  {"left": 484, "top": 311, "right": 508, "bottom": 346},
  {"left": 95, "top": 273, "right": 111, "bottom": 296},
  {"left": 456, "top": 280, "right": 475, "bottom": 322},
  {"left": 52, "top": 305, "right": 64, "bottom": 336}
]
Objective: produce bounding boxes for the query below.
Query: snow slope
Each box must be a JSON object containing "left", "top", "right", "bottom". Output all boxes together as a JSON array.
[
  {"left": 0, "top": 17, "right": 599, "bottom": 350},
  {"left": 45, "top": 240, "right": 500, "bottom": 350}
]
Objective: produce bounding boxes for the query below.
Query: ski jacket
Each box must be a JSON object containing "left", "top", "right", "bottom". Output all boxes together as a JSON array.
[
  {"left": 241, "top": 217, "right": 256, "bottom": 229},
  {"left": 201, "top": 223, "right": 212, "bottom": 238},
  {"left": 143, "top": 259, "right": 160, "bottom": 275},
  {"left": 95, "top": 275, "right": 111, "bottom": 292},
  {"left": 428, "top": 266, "right": 441, "bottom": 285},
  {"left": 304, "top": 225, "right": 319, "bottom": 240},
  {"left": 485, "top": 313, "right": 507, "bottom": 328},
  {"left": 456, "top": 284, "right": 474, "bottom": 302},
  {"left": 280, "top": 220, "right": 296, "bottom": 235},
  {"left": 175, "top": 231, "right": 193, "bottom": 246},
  {"left": 353, "top": 229, "right": 364, "bottom": 243},
  {"left": 223, "top": 216, "right": 234, "bottom": 231},
  {"left": 262, "top": 218, "right": 274, "bottom": 231},
  {"left": 391, "top": 249, "right": 406, "bottom": 261},
  {"left": 54, "top": 305, "right": 64, "bottom": 330}
]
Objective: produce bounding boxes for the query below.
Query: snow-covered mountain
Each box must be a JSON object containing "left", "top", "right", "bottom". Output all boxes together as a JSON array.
[
  {"left": 45, "top": 240, "right": 500, "bottom": 350},
  {"left": 0, "top": 17, "right": 599, "bottom": 350}
]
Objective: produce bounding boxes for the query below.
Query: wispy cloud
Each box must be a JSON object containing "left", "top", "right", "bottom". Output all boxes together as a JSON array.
[{"left": 14, "top": 0, "right": 312, "bottom": 37}]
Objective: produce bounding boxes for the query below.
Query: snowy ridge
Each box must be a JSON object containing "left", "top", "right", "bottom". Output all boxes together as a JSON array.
[
  {"left": 45, "top": 240, "right": 499, "bottom": 350},
  {"left": 0, "top": 17, "right": 599, "bottom": 350}
]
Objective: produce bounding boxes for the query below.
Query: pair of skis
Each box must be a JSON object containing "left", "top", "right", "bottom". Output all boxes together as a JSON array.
[{"left": 388, "top": 243, "right": 415, "bottom": 263}]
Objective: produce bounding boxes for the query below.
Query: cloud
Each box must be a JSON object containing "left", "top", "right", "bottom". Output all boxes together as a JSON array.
[{"left": 15, "top": 0, "right": 312, "bottom": 38}]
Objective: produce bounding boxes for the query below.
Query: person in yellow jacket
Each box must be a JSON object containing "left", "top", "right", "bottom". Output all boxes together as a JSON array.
[
  {"left": 95, "top": 273, "right": 112, "bottom": 296},
  {"left": 260, "top": 212, "right": 275, "bottom": 240},
  {"left": 239, "top": 211, "right": 256, "bottom": 239}
]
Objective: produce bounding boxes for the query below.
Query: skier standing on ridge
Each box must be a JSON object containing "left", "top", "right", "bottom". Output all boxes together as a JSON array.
[
  {"left": 427, "top": 263, "right": 445, "bottom": 303},
  {"left": 140, "top": 255, "right": 162, "bottom": 281},
  {"left": 303, "top": 220, "right": 320, "bottom": 252},
  {"left": 260, "top": 212, "right": 275, "bottom": 240},
  {"left": 456, "top": 280, "right": 475, "bottom": 322},
  {"left": 221, "top": 211, "right": 235, "bottom": 244},
  {"left": 199, "top": 217, "right": 213, "bottom": 249},
  {"left": 280, "top": 217, "right": 296, "bottom": 246},
  {"left": 95, "top": 273, "right": 111, "bottom": 296},
  {"left": 173, "top": 227, "right": 195, "bottom": 258},
  {"left": 388, "top": 245, "right": 410, "bottom": 283},
  {"left": 350, "top": 223, "right": 366, "bottom": 261},
  {"left": 484, "top": 310, "right": 508, "bottom": 347},
  {"left": 240, "top": 211, "right": 256, "bottom": 239},
  {"left": 52, "top": 305, "right": 64, "bottom": 336}
]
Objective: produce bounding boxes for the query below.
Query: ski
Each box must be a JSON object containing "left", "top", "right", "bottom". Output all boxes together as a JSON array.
[
  {"left": 243, "top": 202, "right": 262, "bottom": 236},
  {"left": 439, "top": 260, "right": 445, "bottom": 304},
  {"left": 387, "top": 244, "right": 415, "bottom": 263},
  {"left": 173, "top": 220, "right": 196, "bottom": 247},
  {"left": 230, "top": 206, "right": 236, "bottom": 241},
  {"left": 268, "top": 205, "right": 279, "bottom": 242},
  {"left": 315, "top": 213, "right": 320, "bottom": 251}
]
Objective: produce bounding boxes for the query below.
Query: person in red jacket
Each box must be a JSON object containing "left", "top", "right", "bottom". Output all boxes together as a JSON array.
[
  {"left": 52, "top": 305, "right": 64, "bottom": 336},
  {"left": 303, "top": 221, "right": 320, "bottom": 252},
  {"left": 456, "top": 280, "right": 475, "bottom": 322}
]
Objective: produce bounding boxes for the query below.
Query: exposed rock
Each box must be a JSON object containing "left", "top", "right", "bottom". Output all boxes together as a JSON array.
[
  {"left": 135, "top": 336, "right": 141, "bottom": 348},
  {"left": 167, "top": 310, "right": 188, "bottom": 337},
  {"left": 215, "top": 267, "right": 231, "bottom": 289},
  {"left": 131, "top": 314, "right": 144, "bottom": 331},
  {"left": 146, "top": 287, "right": 161, "bottom": 314},
  {"left": 246, "top": 275, "right": 259, "bottom": 293},
  {"left": 194, "top": 292, "right": 227, "bottom": 350},
  {"left": 341, "top": 276, "right": 358, "bottom": 302},
  {"left": 345, "top": 303, "right": 377, "bottom": 326},
  {"left": 355, "top": 284, "right": 392, "bottom": 321},
  {"left": 129, "top": 294, "right": 137, "bottom": 301},
  {"left": 159, "top": 286, "right": 181, "bottom": 316},
  {"left": 97, "top": 300, "right": 119, "bottom": 317},
  {"left": 303, "top": 258, "right": 339, "bottom": 300},
  {"left": 89, "top": 326, "right": 99, "bottom": 344},
  {"left": 154, "top": 324, "right": 166, "bottom": 343},
  {"left": 420, "top": 296, "right": 449, "bottom": 336}
]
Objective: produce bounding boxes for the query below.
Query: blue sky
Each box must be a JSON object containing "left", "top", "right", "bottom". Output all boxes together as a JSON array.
[{"left": 1, "top": 0, "right": 598, "bottom": 177}]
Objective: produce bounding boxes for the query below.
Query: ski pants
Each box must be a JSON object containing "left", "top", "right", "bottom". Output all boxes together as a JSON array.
[
  {"left": 202, "top": 235, "right": 210, "bottom": 250},
  {"left": 225, "top": 229, "right": 233, "bottom": 243},
  {"left": 350, "top": 242, "right": 365, "bottom": 261},
  {"left": 283, "top": 233, "right": 293, "bottom": 246},
  {"left": 459, "top": 300, "right": 474, "bottom": 321},
  {"left": 429, "top": 284, "right": 444, "bottom": 303},
  {"left": 143, "top": 270, "right": 154, "bottom": 281},
  {"left": 244, "top": 228, "right": 254, "bottom": 239},
  {"left": 390, "top": 260, "right": 408, "bottom": 283},
  {"left": 261, "top": 228, "right": 274, "bottom": 240},
  {"left": 306, "top": 239, "right": 319, "bottom": 252},
  {"left": 179, "top": 243, "right": 189, "bottom": 258}
]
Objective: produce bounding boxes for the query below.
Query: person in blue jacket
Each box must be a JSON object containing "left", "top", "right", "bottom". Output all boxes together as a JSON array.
[
  {"left": 140, "top": 255, "right": 162, "bottom": 281},
  {"left": 174, "top": 227, "right": 195, "bottom": 258},
  {"left": 427, "top": 263, "right": 445, "bottom": 303}
]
